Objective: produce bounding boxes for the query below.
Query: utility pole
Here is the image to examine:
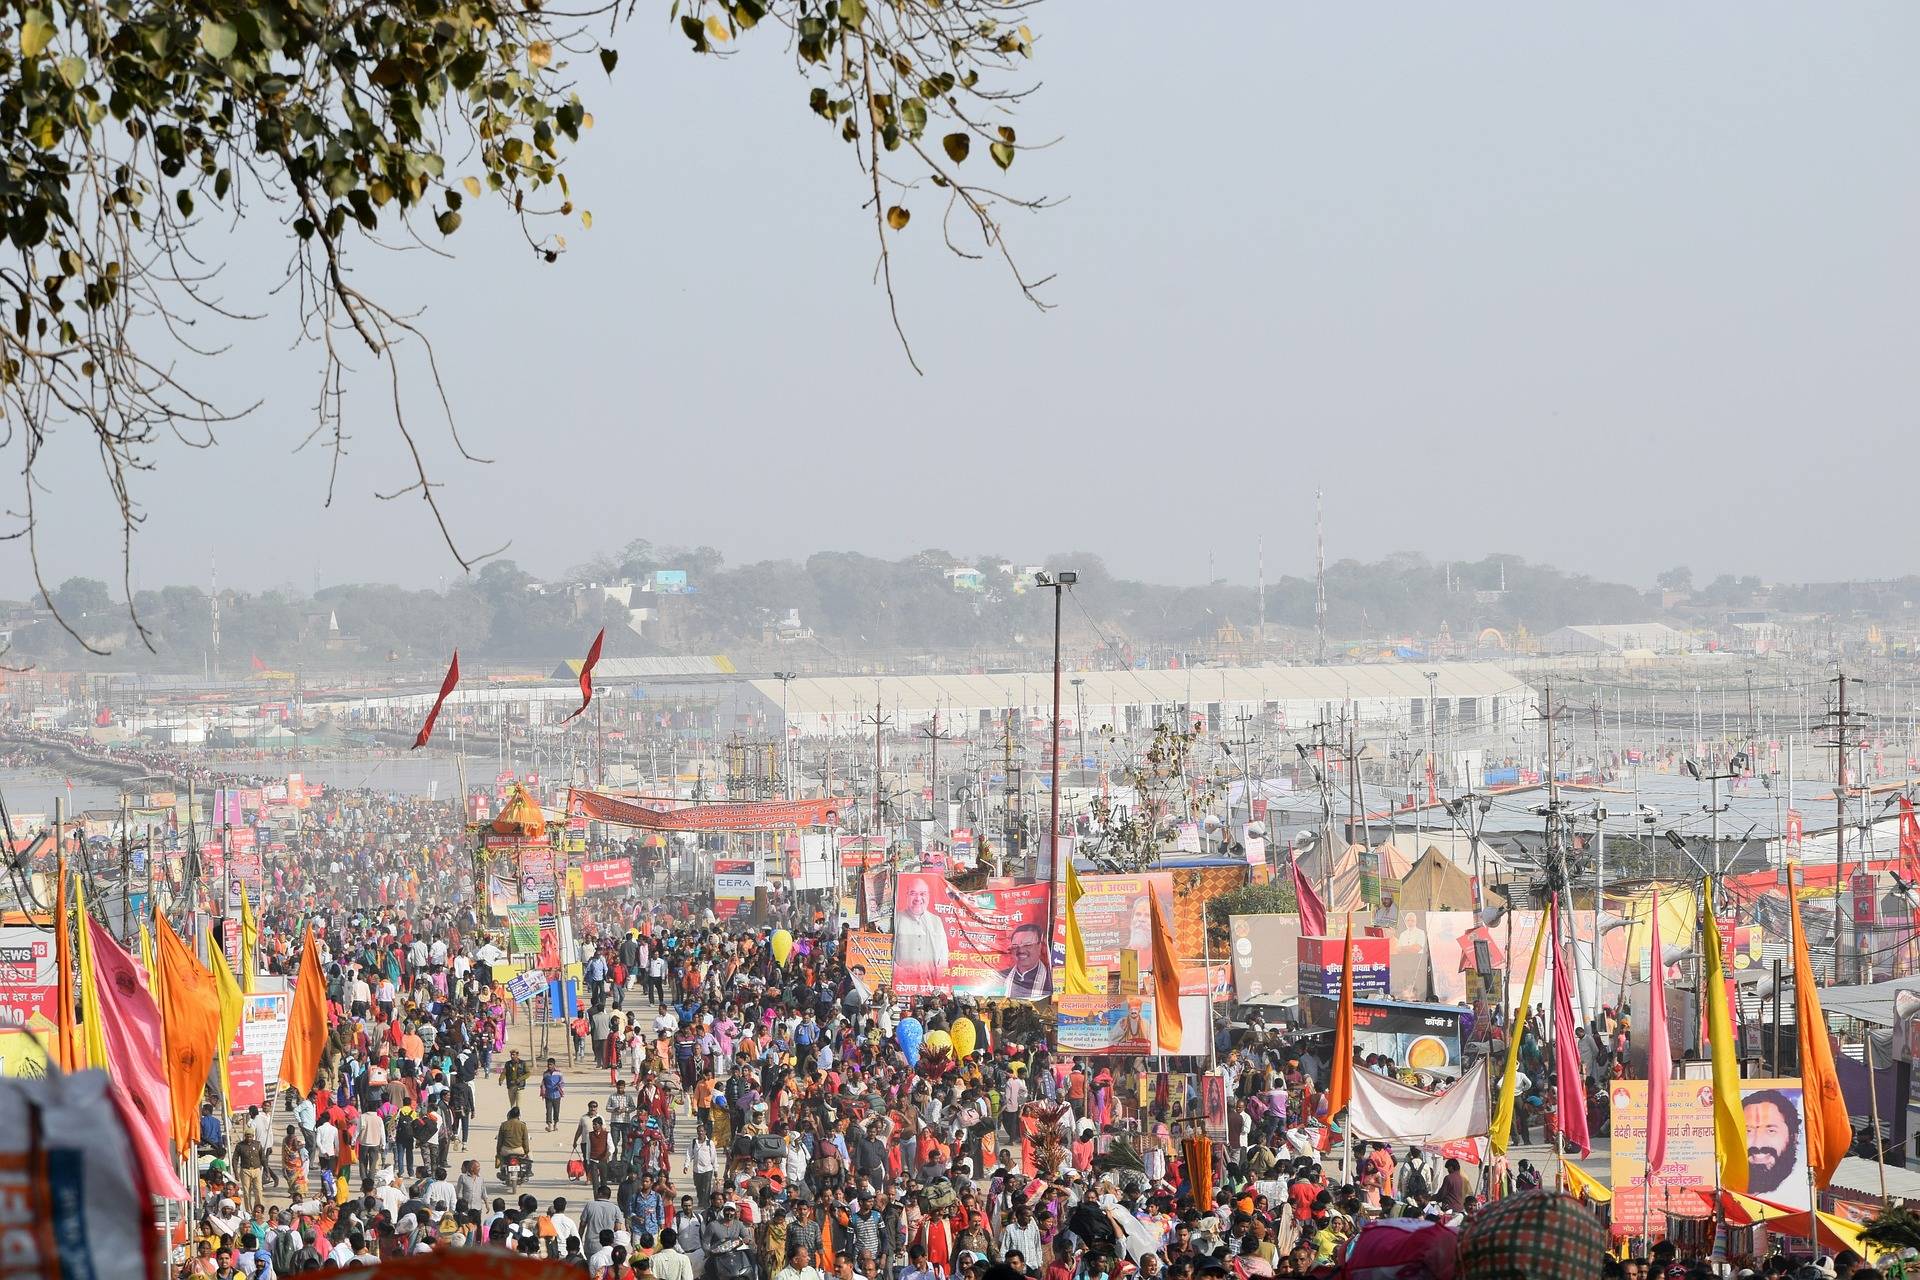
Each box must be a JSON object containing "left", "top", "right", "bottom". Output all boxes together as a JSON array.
[
  {"left": 1300, "top": 715, "right": 1340, "bottom": 914},
  {"left": 918, "top": 711, "right": 956, "bottom": 830},
  {"left": 1821, "top": 672, "right": 1867, "bottom": 982},
  {"left": 1232, "top": 710, "right": 1257, "bottom": 848},
  {"left": 864, "top": 697, "right": 892, "bottom": 842}
]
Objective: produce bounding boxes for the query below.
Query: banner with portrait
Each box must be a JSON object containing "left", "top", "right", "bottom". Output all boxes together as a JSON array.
[
  {"left": 1608, "top": 1076, "right": 1809, "bottom": 1238},
  {"left": 891, "top": 873, "right": 1051, "bottom": 1000},
  {"left": 1050, "top": 872, "right": 1175, "bottom": 974},
  {"left": 845, "top": 930, "right": 895, "bottom": 991}
]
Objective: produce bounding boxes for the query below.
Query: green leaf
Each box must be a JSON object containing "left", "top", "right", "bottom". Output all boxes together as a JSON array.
[
  {"left": 839, "top": 0, "right": 866, "bottom": 28},
  {"left": 599, "top": 47, "right": 618, "bottom": 75},
  {"left": 176, "top": 188, "right": 194, "bottom": 217},
  {"left": 942, "top": 132, "right": 969, "bottom": 164},
  {"left": 20, "top": 10, "right": 54, "bottom": 57},
  {"left": 434, "top": 209, "right": 462, "bottom": 236},
  {"left": 680, "top": 14, "right": 709, "bottom": 51},
  {"left": 990, "top": 140, "right": 1014, "bottom": 170},
  {"left": 198, "top": 19, "right": 238, "bottom": 60},
  {"left": 56, "top": 55, "right": 85, "bottom": 87},
  {"left": 900, "top": 99, "right": 927, "bottom": 136}
]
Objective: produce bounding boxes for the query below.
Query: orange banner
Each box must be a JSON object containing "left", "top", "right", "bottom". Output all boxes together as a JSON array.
[{"left": 569, "top": 788, "right": 850, "bottom": 832}]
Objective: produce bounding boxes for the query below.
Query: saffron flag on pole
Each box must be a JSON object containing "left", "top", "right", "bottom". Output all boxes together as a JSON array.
[
  {"left": 411, "top": 650, "right": 460, "bottom": 749},
  {"left": 1489, "top": 909, "right": 1549, "bottom": 1155},
  {"left": 75, "top": 875, "right": 110, "bottom": 1070},
  {"left": 54, "top": 856, "right": 78, "bottom": 1071},
  {"left": 1149, "top": 891, "right": 1183, "bottom": 1053},
  {"left": 1326, "top": 913, "right": 1356, "bottom": 1122},
  {"left": 279, "top": 924, "right": 330, "bottom": 1094},
  {"left": 86, "top": 916, "right": 188, "bottom": 1199},
  {"left": 562, "top": 629, "right": 606, "bottom": 723},
  {"left": 1646, "top": 881, "right": 1672, "bottom": 1175},
  {"left": 1291, "top": 851, "right": 1327, "bottom": 939},
  {"left": 1062, "top": 862, "right": 1099, "bottom": 996},
  {"left": 1550, "top": 900, "right": 1591, "bottom": 1158},
  {"left": 155, "top": 911, "right": 221, "bottom": 1159},
  {"left": 1789, "top": 862, "right": 1850, "bottom": 1187},
  {"left": 1702, "top": 877, "right": 1749, "bottom": 1193}
]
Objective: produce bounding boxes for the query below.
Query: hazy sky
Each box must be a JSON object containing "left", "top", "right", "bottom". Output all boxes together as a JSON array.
[{"left": 9, "top": 5, "right": 1917, "bottom": 600}]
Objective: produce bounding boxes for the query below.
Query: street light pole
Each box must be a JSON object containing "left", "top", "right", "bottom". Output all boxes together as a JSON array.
[{"left": 1036, "top": 571, "right": 1078, "bottom": 883}]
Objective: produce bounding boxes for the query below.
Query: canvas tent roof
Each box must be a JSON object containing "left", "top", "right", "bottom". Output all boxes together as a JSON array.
[{"left": 1395, "top": 847, "right": 1477, "bottom": 912}]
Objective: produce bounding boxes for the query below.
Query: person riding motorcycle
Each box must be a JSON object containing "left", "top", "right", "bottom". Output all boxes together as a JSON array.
[{"left": 496, "top": 1105, "right": 532, "bottom": 1182}]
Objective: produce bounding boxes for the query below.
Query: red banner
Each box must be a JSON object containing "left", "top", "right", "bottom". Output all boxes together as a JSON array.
[
  {"left": 570, "top": 788, "right": 850, "bottom": 832},
  {"left": 582, "top": 859, "right": 633, "bottom": 892},
  {"left": 228, "top": 1053, "right": 266, "bottom": 1108}
]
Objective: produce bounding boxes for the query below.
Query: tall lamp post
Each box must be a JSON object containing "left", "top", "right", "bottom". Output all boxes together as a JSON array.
[
  {"left": 773, "top": 672, "right": 798, "bottom": 799},
  {"left": 1035, "top": 571, "right": 1077, "bottom": 883}
]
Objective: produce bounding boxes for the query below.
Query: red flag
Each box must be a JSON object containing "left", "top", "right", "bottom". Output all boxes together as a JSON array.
[
  {"left": 1645, "top": 881, "right": 1671, "bottom": 1175},
  {"left": 411, "top": 650, "right": 460, "bottom": 750},
  {"left": 250, "top": 654, "right": 266, "bottom": 672},
  {"left": 1290, "top": 851, "right": 1327, "bottom": 938},
  {"left": 1550, "top": 901, "right": 1592, "bottom": 1158},
  {"left": 563, "top": 629, "right": 606, "bottom": 723},
  {"left": 1899, "top": 796, "right": 1920, "bottom": 880},
  {"left": 87, "top": 916, "right": 188, "bottom": 1199}
]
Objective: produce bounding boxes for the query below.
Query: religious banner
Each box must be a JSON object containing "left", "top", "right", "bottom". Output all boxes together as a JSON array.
[
  {"left": 1608, "top": 1077, "right": 1810, "bottom": 1238},
  {"left": 1056, "top": 994, "right": 1151, "bottom": 1055},
  {"left": 1050, "top": 872, "right": 1175, "bottom": 975}
]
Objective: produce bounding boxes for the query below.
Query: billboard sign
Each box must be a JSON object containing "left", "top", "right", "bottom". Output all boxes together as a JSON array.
[{"left": 892, "top": 873, "right": 1050, "bottom": 1000}]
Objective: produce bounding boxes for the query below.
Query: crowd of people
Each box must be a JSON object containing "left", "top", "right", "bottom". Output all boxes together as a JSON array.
[{"left": 98, "top": 763, "right": 1869, "bottom": 1280}]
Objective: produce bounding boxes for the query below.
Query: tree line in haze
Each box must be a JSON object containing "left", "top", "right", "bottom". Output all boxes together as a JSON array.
[{"left": 7, "top": 542, "right": 1687, "bottom": 671}]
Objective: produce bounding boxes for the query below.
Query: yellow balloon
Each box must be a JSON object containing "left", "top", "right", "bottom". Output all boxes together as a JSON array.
[
  {"left": 771, "top": 929, "right": 793, "bottom": 965},
  {"left": 923, "top": 1029, "right": 953, "bottom": 1054},
  {"left": 950, "top": 1017, "right": 977, "bottom": 1059}
]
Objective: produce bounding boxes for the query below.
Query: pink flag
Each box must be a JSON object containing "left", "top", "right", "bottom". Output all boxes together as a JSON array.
[
  {"left": 1645, "top": 881, "right": 1671, "bottom": 1175},
  {"left": 1549, "top": 901, "right": 1592, "bottom": 1158},
  {"left": 87, "top": 917, "right": 188, "bottom": 1199},
  {"left": 1291, "top": 852, "right": 1328, "bottom": 938}
]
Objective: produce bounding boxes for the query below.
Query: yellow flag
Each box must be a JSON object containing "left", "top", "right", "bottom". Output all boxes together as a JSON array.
[
  {"left": 1062, "top": 862, "right": 1098, "bottom": 996},
  {"left": 207, "top": 927, "right": 244, "bottom": 1102},
  {"left": 1490, "top": 912, "right": 1550, "bottom": 1154},
  {"left": 238, "top": 883, "right": 258, "bottom": 995},
  {"left": 139, "top": 919, "right": 159, "bottom": 998},
  {"left": 1702, "top": 878, "right": 1749, "bottom": 1193},
  {"left": 74, "top": 876, "right": 110, "bottom": 1070}
]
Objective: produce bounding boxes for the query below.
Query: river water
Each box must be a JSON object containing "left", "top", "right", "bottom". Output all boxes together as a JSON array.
[{"left": 0, "top": 752, "right": 474, "bottom": 817}]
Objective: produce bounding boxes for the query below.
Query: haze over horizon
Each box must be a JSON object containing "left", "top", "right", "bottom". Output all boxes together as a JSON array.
[{"left": 4, "top": 5, "right": 1914, "bottom": 599}]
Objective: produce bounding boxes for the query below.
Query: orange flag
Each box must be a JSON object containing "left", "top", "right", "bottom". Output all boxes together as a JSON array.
[
  {"left": 1790, "top": 863, "right": 1850, "bottom": 1186},
  {"left": 52, "top": 855, "right": 78, "bottom": 1071},
  {"left": 1326, "top": 912, "right": 1356, "bottom": 1121},
  {"left": 155, "top": 912, "right": 221, "bottom": 1158},
  {"left": 1149, "top": 891, "right": 1184, "bottom": 1053},
  {"left": 279, "top": 924, "right": 329, "bottom": 1095}
]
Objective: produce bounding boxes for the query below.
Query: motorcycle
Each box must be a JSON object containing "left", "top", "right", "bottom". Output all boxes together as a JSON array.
[{"left": 497, "top": 1153, "right": 532, "bottom": 1189}]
